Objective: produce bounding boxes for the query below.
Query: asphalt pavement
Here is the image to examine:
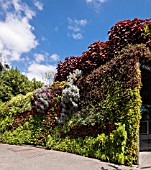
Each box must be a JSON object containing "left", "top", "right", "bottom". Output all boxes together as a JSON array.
[{"left": 0, "top": 143, "right": 150, "bottom": 170}]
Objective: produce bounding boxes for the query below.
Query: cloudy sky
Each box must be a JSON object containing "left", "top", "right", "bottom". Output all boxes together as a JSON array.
[{"left": 0, "top": 0, "right": 151, "bottom": 82}]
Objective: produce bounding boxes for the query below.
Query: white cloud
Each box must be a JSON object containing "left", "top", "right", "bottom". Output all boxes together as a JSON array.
[
  {"left": 0, "top": 0, "right": 38, "bottom": 61},
  {"left": 85, "top": 0, "right": 107, "bottom": 4},
  {"left": 34, "top": 53, "right": 45, "bottom": 63},
  {"left": 24, "top": 6, "right": 36, "bottom": 19},
  {"left": 0, "top": 1, "right": 11, "bottom": 11},
  {"left": 85, "top": 0, "right": 107, "bottom": 11},
  {"left": 34, "top": 0, "right": 43, "bottom": 11},
  {"left": 75, "top": 19, "right": 88, "bottom": 26},
  {"left": 26, "top": 63, "right": 57, "bottom": 83},
  {"left": 33, "top": 52, "right": 59, "bottom": 63},
  {"left": 11, "top": 0, "right": 36, "bottom": 19},
  {"left": 12, "top": 0, "right": 22, "bottom": 12},
  {"left": 50, "top": 53, "right": 59, "bottom": 61},
  {"left": 72, "top": 33, "right": 83, "bottom": 40},
  {"left": 68, "top": 18, "right": 88, "bottom": 27},
  {"left": 24, "top": 52, "right": 59, "bottom": 83},
  {"left": 67, "top": 26, "right": 80, "bottom": 32},
  {"left": 0, "top": 14, "right": 38, "bottom": 61},
  {"left": 67, "top": 18, "right": 88, "bottom": 40}
]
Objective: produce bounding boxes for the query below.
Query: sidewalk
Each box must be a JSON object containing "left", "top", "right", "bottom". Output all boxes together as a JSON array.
[
  {"left": 139, "top": 151, "right": 151, "bottom": 169},
  {"left": 0, "top": 143, "right": 147, "bottom": 170}
]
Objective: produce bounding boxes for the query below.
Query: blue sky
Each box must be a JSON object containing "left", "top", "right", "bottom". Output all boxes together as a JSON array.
[{"left": 0, "top": 0, "right": 151, "bottom": 82}]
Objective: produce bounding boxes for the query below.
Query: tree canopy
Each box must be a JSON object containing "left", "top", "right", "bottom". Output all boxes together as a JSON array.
[{"left": 0, "top": 68, "right": 43, "bottom": 103}]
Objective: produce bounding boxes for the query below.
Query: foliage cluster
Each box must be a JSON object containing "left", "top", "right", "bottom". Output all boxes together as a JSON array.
[
  {"left": 32, "top": 81, "right": 66, "bottom": 114},
  {"left": 0, "top": 68, "right": 43, "bottom": 102},
  {"left": 31, "top": 86, "right": 54, "bottom": 114},
  {"left": 0, "top": 92, "right": 33, "bottom": 133},
  {"left": 61, "top": 69, "right": 82, "bottom": 120},
  {"left": 46, "top": 123, "right": 127, "bottom": 165},
  {"left": 1, "top": 120, "right": 127, "bottom": 165},
  {"left": 76, "top": 44, "right": 149, "bottom": 110},
  {"left": 55, "top": 18, "right": 151, "bottom": 82},
  {"left": 0, "top": 81, "right": 66, "bottom": 146}
]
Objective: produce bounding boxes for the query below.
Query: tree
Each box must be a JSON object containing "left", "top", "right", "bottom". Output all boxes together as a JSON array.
[
  {"left": 0, "top": 68, "right": 44, "bottom": 102},
  {"left": 42, "top": 71, "right": 55, "bottom": 85}
]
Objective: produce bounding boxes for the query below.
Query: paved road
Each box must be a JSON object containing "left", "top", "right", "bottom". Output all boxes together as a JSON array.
[{"left": 0, "top": 143, "right": 146, "bottom": 170}]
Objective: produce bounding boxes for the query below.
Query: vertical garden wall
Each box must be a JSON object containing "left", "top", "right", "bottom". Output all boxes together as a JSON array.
[{"left": 1, "top": 18, "right": 151, "bottom": 166}]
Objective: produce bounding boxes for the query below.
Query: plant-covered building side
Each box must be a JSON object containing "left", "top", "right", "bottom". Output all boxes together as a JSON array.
[{"left": 1, "top": 18, "right": 151, "bottom": 166}]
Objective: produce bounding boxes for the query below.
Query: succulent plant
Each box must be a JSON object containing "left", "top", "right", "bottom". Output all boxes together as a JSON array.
[
  {"left": 60, "top": 69, "right": 82, "bottom": 120},
  {"left": 31, "top": 86, "right": 54, "bottom": 113}
]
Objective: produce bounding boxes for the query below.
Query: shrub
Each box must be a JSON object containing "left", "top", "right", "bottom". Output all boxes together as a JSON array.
[
  {"left": 31, "top": 86, "right": 53, "bottom": 114},
  {"left": 0, "top": 92, "right": 33, "bottom": 132},
  {"left": 0, "top": 68, "right": 43, "bottom": 102},
  {"left": 55, "top": 18, "right": 151, "bottom": 82},
  {"left": 46, "top": 123, "right": 127, "bottom": 165},
  {"left": 0, "top": 92, "right": 33, "bottom": 116},
  {"left": 60, "top": 70, "right": 82, "bottom": 121},
  {"left": 76, "top": 44, "right": 148, "bottom": 110},
  {"left": 31, "top": 81, "right": 66, "bottom": 114}
]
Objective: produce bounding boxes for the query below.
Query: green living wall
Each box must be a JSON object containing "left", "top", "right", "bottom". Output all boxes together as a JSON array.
[{"left": 1, "top": 18, "right": 151, "bottom": 166}]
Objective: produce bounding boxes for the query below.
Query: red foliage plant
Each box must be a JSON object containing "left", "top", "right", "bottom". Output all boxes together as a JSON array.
[{"left": 55, "top": 18, "right": 151, "bottom": 82}]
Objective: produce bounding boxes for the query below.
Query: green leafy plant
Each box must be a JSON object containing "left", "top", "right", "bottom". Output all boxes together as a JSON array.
[
  {"left": 0, "top": 68, "right": 43, "bottom": 102},
  {"left": 46, "top": 123, "right": 127, "bottom": 164},
  {"left": 0, "top": 92, "right": 33, "bottom": 116},
  {"left": 0, "top": 92, "right": 33, "bottom": 133}
]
